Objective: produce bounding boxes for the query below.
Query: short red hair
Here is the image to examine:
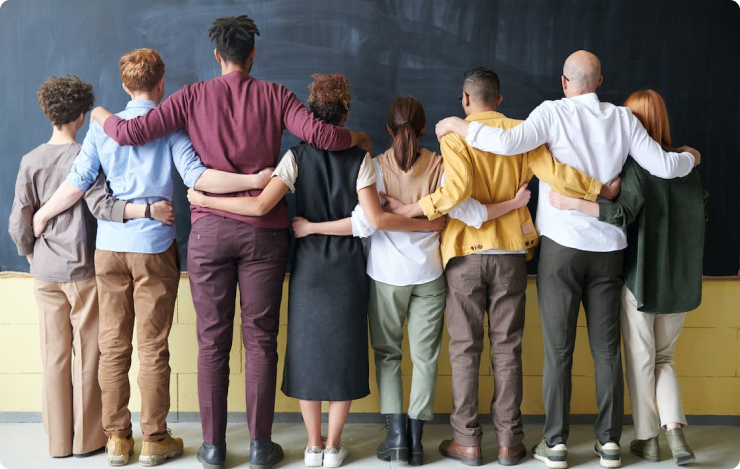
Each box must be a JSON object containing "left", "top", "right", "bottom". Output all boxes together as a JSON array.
[
  {"left": 119, "top": 48, "right": 165, "bottom": 92},
  {"left": 624, "top": 90, "right": 672, "bottom": 148}
]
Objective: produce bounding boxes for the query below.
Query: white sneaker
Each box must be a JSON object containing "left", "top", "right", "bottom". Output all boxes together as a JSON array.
[
  {"left": 304, "top": 445, "right": 323, "bottom": 467},
  {"left": 324, "top": 444, "right": 348, "bottom": 468}
]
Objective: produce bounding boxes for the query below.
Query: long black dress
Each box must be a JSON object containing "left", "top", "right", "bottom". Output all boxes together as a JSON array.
[{"left": 281, "top": 143, "right": 370, "bottom": 401}]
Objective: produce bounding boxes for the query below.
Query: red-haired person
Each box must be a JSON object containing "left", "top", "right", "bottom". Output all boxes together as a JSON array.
[
  {"left": 33, "top": 49, "right": 270, "bottom": 467},
  {"left": 8, "top": 75, "right": 172, "bottom": 459},
  {"left": 187, "top": 74, "right": 444, "bottom": 468},
  {"left": 550, "top": 90, "right": 705, "bottom": 466}
]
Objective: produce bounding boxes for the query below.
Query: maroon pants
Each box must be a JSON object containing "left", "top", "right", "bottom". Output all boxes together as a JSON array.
[{"left": 188, "top": 216, "right": 289, "bottom": 444}]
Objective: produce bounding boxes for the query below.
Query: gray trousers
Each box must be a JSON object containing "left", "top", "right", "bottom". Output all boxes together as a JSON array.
[{"left": 537, "top": 237, "right": 624, "bottom": 446}]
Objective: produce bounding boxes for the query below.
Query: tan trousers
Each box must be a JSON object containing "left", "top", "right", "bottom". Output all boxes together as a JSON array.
[
  {"left": 95, "top": 242, "right": 179, "bottom": 442},
  {"left": 445, "top": 254, "right": 526, "bottom": 448},
  {"left": 34, "top": 277, "right": 107, "bottom": 457},
  {"left": 621, "top": 287, "right": 687, "bottom": 440}
]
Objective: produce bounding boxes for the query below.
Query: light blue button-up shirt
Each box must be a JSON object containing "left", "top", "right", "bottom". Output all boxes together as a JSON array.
[{"left": 67, "top": 100, "right": 207, "bottom": 254}]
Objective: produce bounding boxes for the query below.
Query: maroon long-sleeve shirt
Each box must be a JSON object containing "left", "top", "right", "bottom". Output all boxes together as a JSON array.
[{"left": 103, "top": 71, "right": 352, "bottom": 228}]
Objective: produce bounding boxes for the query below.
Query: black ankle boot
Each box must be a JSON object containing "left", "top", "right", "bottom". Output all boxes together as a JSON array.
[
  {"left": 407, "top": 418, "right": 425, "bottom": 466},
  {"left": 377, "top": 413, "right": 409, "bottom": 461},
  {"left": 197, "top": 442, "right": 226, "bottom": 469},
  {"left": 248, "top": 438, "right": 284, "bottom": 469}
]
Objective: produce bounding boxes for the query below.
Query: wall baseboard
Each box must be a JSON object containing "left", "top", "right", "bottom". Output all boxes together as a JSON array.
[{"left": 2, "top": 412, "right": 739, "bottom": 426}]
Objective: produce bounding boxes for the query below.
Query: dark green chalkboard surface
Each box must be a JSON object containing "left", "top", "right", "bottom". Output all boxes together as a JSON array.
[{"left": 1, "top": 0, "right": 738, "bottom": 274}]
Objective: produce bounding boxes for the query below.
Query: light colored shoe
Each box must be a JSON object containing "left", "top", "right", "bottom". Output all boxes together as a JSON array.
[
  {"left": 594, "top": 440, "right": 621, "bottom": 468},
  {"left": 304, "top": 445, "right": 323, "bottom": 467},
  {"left": 532, "top": 438, "right": 568, "bottom": 469},
  {"left": 139, "top": 431, "right": 184, "bottom": 467},
  {"left": 106, "top": 436, "right": 135, "bottom": 467},
  {"left": 324, "top": 444, "right": 348, "bottom": 468},
  {"left": 666, "top": 428, "right": 695, "bottom": 466}
]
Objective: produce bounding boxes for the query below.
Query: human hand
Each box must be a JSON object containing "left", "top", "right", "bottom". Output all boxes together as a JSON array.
[
  {"left": 429, "top": 216, "right": 447, "bottom": 232},
  {"left": 349, "top": 130, "right": 373, "bottom": 157},
  {"left": 151, "top": 201, "right": 175, "bottom": 225},
  {"left": 256, "top": 167, "right": 275, "bottom": 189},
  {"left": 292, "top": 217, "right": 313, "bottom": 238},
  {"left": 435, "top": 117, "right": 467, "bottom": 140},
  {"left": 379, "top": 191, "right": 404, "bottom": 214},
  {"left": 549, "top": 191, "right": 581, "bottom": 211},
  {"left": 187, "top": 189, "right": 207, "bottom": 208},
  {"left": 91, "top": 106, "right": 113, "bottom": 126},
  {"left": 678, "top": 146, "right": 701, "bottom": 167},
  {"left": 599, "top": 176, "right": 621, "bottom": 201},
  {"left": 32, "top": 210, "right": 49, "bottom": 237},
  {"left": 513, "top": 184, "right": 531, "bottom": 208}
]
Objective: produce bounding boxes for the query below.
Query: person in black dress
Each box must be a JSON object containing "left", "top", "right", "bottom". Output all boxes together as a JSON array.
[{"left": 187, "top": 73, "right": 444, "bottom": 468}]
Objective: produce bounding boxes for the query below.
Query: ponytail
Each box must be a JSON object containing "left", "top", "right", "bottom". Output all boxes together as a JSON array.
[{"left": 386, "top": 96, "right": 426, "bottom": 172}]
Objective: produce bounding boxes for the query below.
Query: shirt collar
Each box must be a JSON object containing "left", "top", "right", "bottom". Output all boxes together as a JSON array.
[
  {"left": 569, "top": 92, "right": 600, "bottom": 102},
  {"left": 125, "top": 99, "right": 158, "bottom": 110},
  {"left": 465, "top": 110, "right": 505, "bottom": 121}
]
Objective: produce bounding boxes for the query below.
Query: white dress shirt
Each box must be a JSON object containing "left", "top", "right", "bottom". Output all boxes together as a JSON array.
[
  {"left": 350, "top": 159, "right": 489, "bottom": 286},
  {"left": 465, "top": 93, "right": 695, "bottom": 252}
]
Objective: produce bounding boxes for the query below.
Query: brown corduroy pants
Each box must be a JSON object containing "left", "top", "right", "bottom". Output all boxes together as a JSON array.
[
  {"left": 95, "top": 241, "right": 180, "bottom": 442},
  {"left": 444, "top": 254, "right": 527, "bottom": 448},
  {"left": 34, "top": 277, "right": 108, "bottom": 457}
]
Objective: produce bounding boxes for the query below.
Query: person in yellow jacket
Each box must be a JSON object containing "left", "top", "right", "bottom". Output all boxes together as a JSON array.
[{"left": 386, "top": 66, "right": 616, "bottom": 467}]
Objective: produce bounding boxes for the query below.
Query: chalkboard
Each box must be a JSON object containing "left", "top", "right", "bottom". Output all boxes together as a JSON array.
[{"left": 1, "top": 0, "right": 739, "bottom": 275}]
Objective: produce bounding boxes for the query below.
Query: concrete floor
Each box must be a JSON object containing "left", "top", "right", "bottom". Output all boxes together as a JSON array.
[{"left": 0, "top": 422, "right": 738, "bottom": 469}]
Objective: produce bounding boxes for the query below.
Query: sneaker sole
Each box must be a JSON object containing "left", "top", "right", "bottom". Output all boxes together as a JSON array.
[
  {"left": 533, "top": 452, "right": 568, "bottom": 469},
  {"left": 107, "top": 446, "right": 134, "bottom": 467},
  {"left": 439, "top": 448, "right": 483, "bottom": 466},
  {"left": 304, "top": 453, "right": 323, "bottom": 467},
  {"left": 324, "top": 453, "right": 348, "bottom": 468},
  {"left": 139, "top": 449, "right": 183, "bottom": 467},
  {"left": 594, "top": 450, "right": 621, "bottom": 468},
  {"left": 673, "top": 451, "right": 696, "bottom": 466}
]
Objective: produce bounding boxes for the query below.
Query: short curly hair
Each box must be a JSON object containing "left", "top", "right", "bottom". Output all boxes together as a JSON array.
[
  {"left": 307, "top": 73, "right": 351, "bottom": 126},
  {"left": 37, "top": 75, "right": 94, "bottom": 127}
]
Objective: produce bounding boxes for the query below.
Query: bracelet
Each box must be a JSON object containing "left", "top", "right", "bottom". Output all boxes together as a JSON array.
[{"left": 145, "top": 203, "right": 152, "bottom": 219}]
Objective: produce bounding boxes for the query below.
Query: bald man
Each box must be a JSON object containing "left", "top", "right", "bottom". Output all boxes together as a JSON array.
[{"left": 435, "top": 50, "right": 700, "bottom": 469}]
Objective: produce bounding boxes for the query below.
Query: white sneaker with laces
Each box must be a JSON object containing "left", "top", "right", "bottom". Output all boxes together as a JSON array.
[
  {"left": 324, "top": 444, "right": 348, "bottom": 468},
  {"left": 304, "top": 445, "right": 323, "bottom": 467}
]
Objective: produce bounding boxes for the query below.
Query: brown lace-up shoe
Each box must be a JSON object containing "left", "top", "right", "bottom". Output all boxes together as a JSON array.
[{"left": 439, "top": 439, "right": 483, "bottom": 466}]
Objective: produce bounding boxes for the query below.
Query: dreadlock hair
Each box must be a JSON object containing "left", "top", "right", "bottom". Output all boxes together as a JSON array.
[
  {"left": 386, "top": 96, "right": 426, "bottom": 172},
  {"left": 208, "top": 15, "right": 261, "bottom": 65},
  {"left": 307, "top": 73, "right": 351, "bottom": 126},
  {"left": 463, "top": 66, "right": 501, "bottom": 107}
]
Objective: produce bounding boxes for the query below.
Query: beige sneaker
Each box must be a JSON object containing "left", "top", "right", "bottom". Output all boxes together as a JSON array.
[
  {"left": 106, "top": 435, "right": 135, "bottom": 466},
  {"left": 139, "top": 431, "right": 184, "bottom": 467}
]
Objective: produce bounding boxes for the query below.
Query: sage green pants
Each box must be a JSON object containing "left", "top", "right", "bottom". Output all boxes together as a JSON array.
[{"left": 368, "top": 275, "right": 446, "bottom": 421}]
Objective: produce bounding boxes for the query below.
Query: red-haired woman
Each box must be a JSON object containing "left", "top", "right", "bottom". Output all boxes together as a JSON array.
[
  {"left": 550, "top": 90, "right": 705, "bottom": 466},
  {"left": 188, "top": 76, "right": 443, "bottom": 468}
]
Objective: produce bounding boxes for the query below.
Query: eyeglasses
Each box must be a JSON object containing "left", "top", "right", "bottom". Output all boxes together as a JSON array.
[
  {"left": 458, "top": 91, "right": 469, "bottom": 102},
  {"left": 562, "top": 75, "right": 570, "bottom": 82}
]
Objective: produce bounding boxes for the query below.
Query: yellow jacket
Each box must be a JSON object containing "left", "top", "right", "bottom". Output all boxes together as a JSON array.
[{"left": 418, "top": 111, "right": 602, "bottom": 267}]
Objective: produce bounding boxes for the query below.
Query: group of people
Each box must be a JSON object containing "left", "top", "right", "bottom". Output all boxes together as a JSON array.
[{"left": 8, "top": 12, "right": 706, "bottom": 469}]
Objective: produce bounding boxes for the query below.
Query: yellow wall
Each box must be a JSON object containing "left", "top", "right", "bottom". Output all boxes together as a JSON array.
[{"left": 1, "top": 273, "right": 739, "bottom": 417}]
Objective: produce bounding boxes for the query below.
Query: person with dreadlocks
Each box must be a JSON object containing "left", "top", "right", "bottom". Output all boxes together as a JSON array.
[
  {"left": 187, "top": 73, "right": 445, "bottom": 468},
  {"left": 92, "top": 15, "right": 373, "bottom": 469}
]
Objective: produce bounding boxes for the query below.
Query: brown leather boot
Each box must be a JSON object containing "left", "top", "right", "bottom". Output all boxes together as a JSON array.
[
  {"left": 439, "top": 439, "right": 483, "bottom": 466},
  {"left": 499, "top": 443, "right": 527, "bottom": 466}
]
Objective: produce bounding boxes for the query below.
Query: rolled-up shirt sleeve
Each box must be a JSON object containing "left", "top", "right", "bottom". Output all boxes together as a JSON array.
[{"left": 170, "top": 130, "right": 207, "bottom": 189}]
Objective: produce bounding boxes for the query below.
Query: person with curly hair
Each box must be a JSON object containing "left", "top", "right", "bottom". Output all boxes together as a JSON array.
[
  {"left": 8, "top": 75, "right": 170, "bottom": 459},
  {"left": 91, "top": 17, "right": 374, "bottom": 469},
  {"left": 187, "top": 73, "right": 445, "bottom": 468}
]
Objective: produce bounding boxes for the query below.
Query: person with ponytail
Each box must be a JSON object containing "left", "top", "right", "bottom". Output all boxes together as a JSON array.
[
  {"left": 188, "top": 74, "right": 445, "bottom": 468},
  {"left": 292, "top": 94, "right": 535, "bottom": 466},
  {"left": 550, "top": 90, "right": 705, "bottom": 466}
]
